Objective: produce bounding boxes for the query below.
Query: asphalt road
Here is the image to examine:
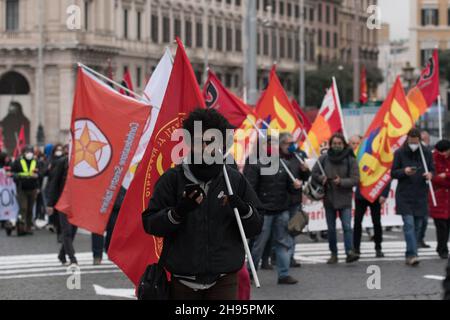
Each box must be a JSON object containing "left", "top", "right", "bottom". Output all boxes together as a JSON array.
[{"left": 0, "top": 222, "right": 448, "bottom": 300}]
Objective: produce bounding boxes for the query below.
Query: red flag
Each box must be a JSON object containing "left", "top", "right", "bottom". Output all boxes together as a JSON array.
[
  {"left": 108, "top": 38, "right": 206, "bottom": 286},
  {"left": 13, "top": 125, "right": 26, "bottom": 159},
  {"left": 357, "top": 77, "right": 414, "bottom": 202},
  {"left": 407, "top": 49, "right": 440, "bottom": 122},
  {"left": 119, "top": 68, "right": 135, "bottom": 98},
  {"left": 203, "top": 70, "right": 256, "bottom": 127},
  {"left": 303, "top": 78, "right": 346, "bottom": 156},
  {"left": 360, "top": 65, "right": 368, "bottom": 104},
  {"left": 291, "top": 99, "right": 312, "bottom": 133},
  {"left": 255, "top": 67, "right": 303, "bottom": 139},
  {"left": 55, "top": 68, "right": 151, "bottom": 234}
]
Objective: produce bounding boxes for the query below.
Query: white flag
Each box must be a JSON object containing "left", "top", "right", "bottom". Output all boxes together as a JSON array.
[{"left": 122, "top": 48, "right": 174, "bottom": 189}]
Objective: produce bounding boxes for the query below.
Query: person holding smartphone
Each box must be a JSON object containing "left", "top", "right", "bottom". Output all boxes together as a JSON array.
[
  {"left": 391, "top": 128, "right": 435, "bottom": 266},
  {"left": 142, "top": 109, "right": 262, "bottom": 300}
]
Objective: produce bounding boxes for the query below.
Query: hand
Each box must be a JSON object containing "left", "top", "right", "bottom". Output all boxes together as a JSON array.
[
  {"left": 333, "top": 176, "right": 341, "bottom": 186},
  {"left": 46, "top": 207, "right": 54, "bottom": 216},
  {"left": 300, "top": 164, "right": 309, "bottom": 172},
  {"left": 423, "top": 172, "right": 433, "bottom": 181},
  {"left": 405, "top": 167, "right": 416, "bottom": 176},
  {"left": 228, "top": 194, "right": 250, "bottom": 217},
  {"left": 438, "top": 173, "right": 446, "bottom": 179},
  {"left": 293, "top": 179, "right": 302, "bottom": 190},
  {"left": 379, "top": 197, "right": 386, "bottom": 205},
  {"left": 174, "top": 190, "right": 204, "bottom": 219}
]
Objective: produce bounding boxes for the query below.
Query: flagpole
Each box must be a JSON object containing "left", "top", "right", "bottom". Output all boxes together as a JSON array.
[
  {"left": 77, "top": 63, "right": 154, "bottom": 107},
  {"left": 280, "top": 159, "right": 296, "bottom": 183},
  {"left": 438, "top": 95, "right": 443, "bottom": 140},
  {"left": 418, "top": 143, "right": 437, "bottom": 207},
  {"left": 222, "top": 164, "right": 261, "bottom": 288}
]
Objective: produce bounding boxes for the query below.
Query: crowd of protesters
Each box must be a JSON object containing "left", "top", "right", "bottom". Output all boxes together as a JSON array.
[{"left": 1, "top": 111, "right": 449, "bottom": 300}]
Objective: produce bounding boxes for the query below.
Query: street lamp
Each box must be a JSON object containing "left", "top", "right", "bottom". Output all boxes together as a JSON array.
[{"left": 402, "top": 62, "right": 415, "bottom": 92}]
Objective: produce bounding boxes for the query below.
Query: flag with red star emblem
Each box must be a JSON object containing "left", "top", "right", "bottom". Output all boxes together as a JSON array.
[{"left": 55, "top": 67, "right": 151, "bottom": 235}]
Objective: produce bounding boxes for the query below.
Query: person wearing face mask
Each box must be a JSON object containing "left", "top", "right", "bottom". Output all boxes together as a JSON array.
[
  {"left": 391, "top": 128, "right": 435, "bottom": 266},
  {"left": 45, "top": 144, "right": 65, "bottom": 240},
  {"left": 350, "top": 135, "right": 389, "bottom": 258},
  {"left": 142, "top": 109, "right": 262, "bottom": 300},
  {"left": 245, "top": 133, "right": 303, "bottom": 285},
  {"left": 279, "top": 132, "right": 311, "bottom": 268},
  {"left": 11, "top": 145, "right": 43, "bottom": 235},
  {"left": 428, "top": 140, "right": 450, "bottom": 260},
  {"left": 312, "top": 133, "right": 360, "bottom": 264}
]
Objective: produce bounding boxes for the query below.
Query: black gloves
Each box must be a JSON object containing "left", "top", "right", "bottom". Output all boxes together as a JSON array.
[
  {"left": 228, "top": 194, "right": 251, "bottom": 217},
  {"left": 172, "top": 186, "right": 205, "bottom": 220}
]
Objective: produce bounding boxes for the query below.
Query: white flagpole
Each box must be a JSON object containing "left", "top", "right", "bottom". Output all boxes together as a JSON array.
[
  {"left": 222, "top": 164, "right": 261, "bottom": 288},
  {"left": 280, "top": 159, "right": 297, "bottom": 183},
  {"left": 77, "top": 63, "right": 154, "bottom": 107},
  {"left": 438, "top": 95, "right": 443, "bottom": 140},
  {"left": 418, "top": 143, "right": 437, "bottom": 207}
]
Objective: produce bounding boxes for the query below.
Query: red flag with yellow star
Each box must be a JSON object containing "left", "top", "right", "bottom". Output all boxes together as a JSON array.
[
  {"left": 108, "top": 38, "right": 206, "bottom": 286},
  {"left": 55, "top": 67, "right": 151, "bottom": 234}
]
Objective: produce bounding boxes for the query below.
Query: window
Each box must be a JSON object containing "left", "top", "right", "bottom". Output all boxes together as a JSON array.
[
  {"left": 174, "top": 18, "right": 181, "bottom": 38},
  {"left": 185, "top": 20, "right": 192, "bottom": 47},
  {"left": 234, "top": 74, "right": 239, "bottom": 87},
  {"left": 318, "top": 30, "right": 322, "bottom": 46},
  {"left": 225, "top": 74, "right": 232, "bottom": 88},
  {"left": 287, "top": 35, "right": 293, "bottom": 59},
  {"left": 333, "top": 32, "right": 338, "bottom": 48},
  {"left": 257, "top": 32, "right": 261, "bottom": 54},
  {"left": 279, "top": 1, "right": 284, "bottom": 16},
  {"left": 421, "top": 49, "right": 434, "bottom": 67},
  {"left": 421, "top": 8, "right": 439, "bottom": 26},
  {"left": 287, "top": 2, "right": 292, "bottom": 17},
  {"left": 263, "top": 33, "right": 269, "bottom": 56},
  {"left": 448, "top": 8, "right": 450, "bottom": 26},
  {"left": 318, "top": 4, "right": 322, "bottom": 22},
  {"left": 208, "top": 25, "right": 213, "bottom": 49},
  {"left": 84, "top": 0, "right": 89, "bottom": 31},
  {"left": 295, "top": 4, "right": 299, "bottom": 18},
  {"left": 151, "top": 15, "right": 158, "bottom": 43},
  {"left": 236, "top": 0, "right": 241, "bottom": 6},
  {"left": 163, "top": 16, "right": 170, "bottom": 43},
  {"left": 226, "top": 27, "right": 232, "bottom": 51},
  {"left": 326, "top": 5, "right": 330, "bottom": 24},
  {"left": 272, "top": 32, "right": 277, "bottom": 59},
  {"left": 236, "top": 28, "right": 242, "bottom": 52},
  {"left": 280, "top": 35, "right": 285, "bottom": 58},
  {"left": 310, "top": 8, "right": 314, "bottom": 22},
  {"left": 217, "top": 25, "right": 223, "bottom": 51},
  {"left": 137, "top": 11, "right": 142, "bottom": 40},
  {"left": 326, "top": 31, "right": 330, "bottom": 48},
  {"left": 295, "top": 39, "right": 299, "bottom": 61},
  {"left": 136, "top": 67, "right": 142, "bottom": 88},
  {"left": 334, "top": 7, "right": 338, "bottom": 25},
  {"left": 124, "top": 9, "right": 129, "bottom": 39},
  {"left": 196, "top": 22, "right": 203, "bottom": 48}
]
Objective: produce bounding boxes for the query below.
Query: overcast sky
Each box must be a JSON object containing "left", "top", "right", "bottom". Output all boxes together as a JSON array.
[{"left": 378, "top": 0, "right": 410, "bottom": 40}]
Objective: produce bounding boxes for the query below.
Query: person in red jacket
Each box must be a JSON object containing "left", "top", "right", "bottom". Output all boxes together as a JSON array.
[{"left": 429, "top": 140, "right": 450, "bottom": 259}]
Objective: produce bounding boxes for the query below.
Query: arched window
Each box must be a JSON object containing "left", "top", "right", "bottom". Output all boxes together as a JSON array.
[
  {"left": 6, "top": 0, "right": 19, "bottom": 31},
  {"left": 0, "top": 71, "right": 30, "bottom": 95}
]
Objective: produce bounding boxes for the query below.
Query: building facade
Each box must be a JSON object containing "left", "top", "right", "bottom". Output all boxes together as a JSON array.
[
  {"left": 0, "top": 0, "right": 322, "bottom": 147},
  {"left": 339, "top": 0, "right": 378, "bottom": 67}
]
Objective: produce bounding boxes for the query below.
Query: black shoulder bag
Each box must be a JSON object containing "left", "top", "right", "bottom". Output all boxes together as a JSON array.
[{"left": 137, "top": 238, "right": 171, "bottom": 300}]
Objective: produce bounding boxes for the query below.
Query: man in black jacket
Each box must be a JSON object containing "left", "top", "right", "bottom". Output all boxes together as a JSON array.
[
  {"left": 244, "top": 134, "right": 303, "bottom": 285},
  {"left": 281, "top": 132, "right": 311, "bottom": 268},
  {"left": 391, "top": 128, "right": 435, "bottom": 266},
  {"left": 46, "top": 155, "right": 78, "bottom": 265},
  {"left": 142, "top": 109, "right": 263, "bottom": 300}
]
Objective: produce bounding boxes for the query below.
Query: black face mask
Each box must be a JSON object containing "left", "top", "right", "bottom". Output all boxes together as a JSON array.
[{"left": 188, "top": 150, "right": 223, "bottom": 182}]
